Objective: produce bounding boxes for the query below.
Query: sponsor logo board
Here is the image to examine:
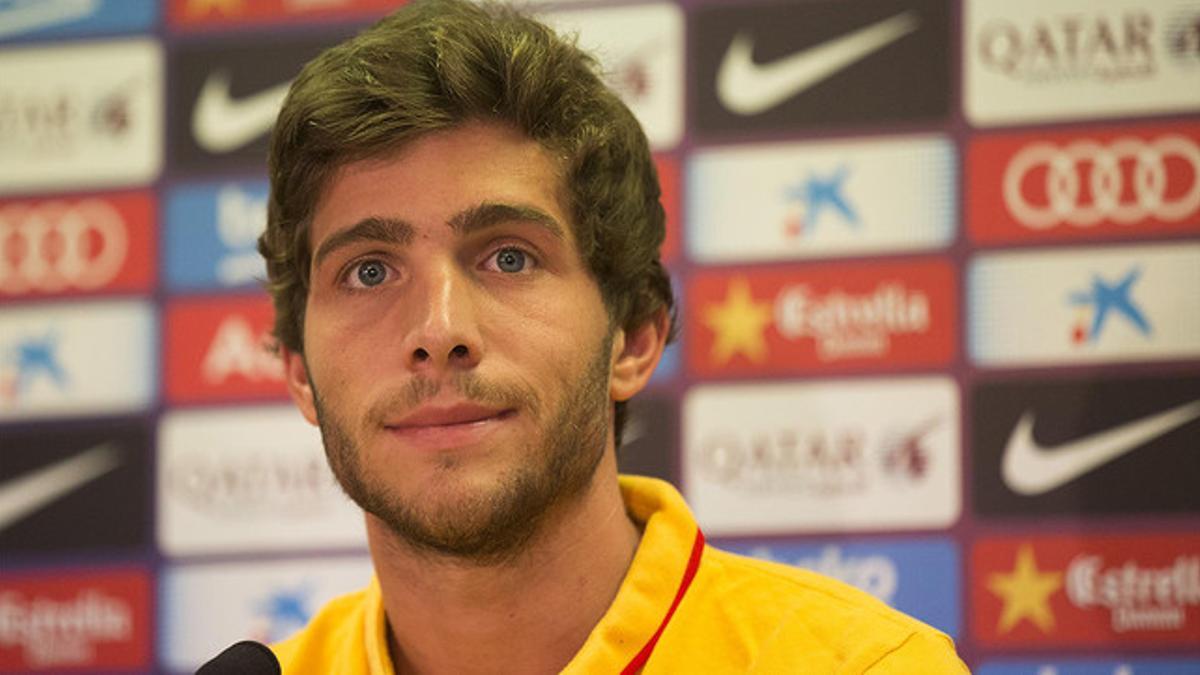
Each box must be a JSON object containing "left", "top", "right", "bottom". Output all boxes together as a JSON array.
[
  {"left": 687, "top": 259, "right": 955, "bottom": 378},
  {"left": 973, "top": 373, "right": 1200, "bottom": 517},
  {"left": 972, "top": 534, "right": 1200, "bottom": 647},
  {"left": 160, "top": 556, "right": 372, "bottom": 672},
  {"left": 968, "top": 122, "right": 1200, "bottom": 245},
  {"left": 656, "top": 155, "right": 680, "bottom": 263},
  {"left": 978, "top": 659, "right": 1200, "bottom": 675},
  {"left": 164, "top": 295, "right": 287, "bottom": 404},
  {"left": 718, "top": 538, "right": 960, "bottom": 637},
  {"left": 683, "top": 376, "right": 960, "bottom": 535},
  {"left": 168, "top": 0, "right": 396, "bottom": 29},
  {"left": 164, "top": 180, "right": 267, "bottom": 292},
  {"left": 543, "top": 2, "right": 683, "bottom": 150},
  {"left": 0, "top": 300, "right": 156, "bottom": 420},
  {"left": 692, "top": 0, "right": 949, "bottom": 137},
  {"left": 0, "top": 38, "right": 162, "bottom": 195},
  {"left": 615, "top": 394, "right": 676, "bottom": 484},
  {"left": 0, "top": 0, "right": 157, "bottom": 42},
  {"left": 649, "top": 339, "right": 679, "bottom": 385},
  {"left": 157, "top": 406, "right": 365, "bottom": 556},
  {"left": 0, "top": 191, "right": 156, "bottom": 300},
  {"left": 969, "top": 243, "right": 1200, "bottom": 367},
  {"left": 688, "top": 134, "right": 955, "bottom": 263},
  {"left": 965, "top": 0, "right": 1200, "bottom": 126},
  {"left": 0, "top": 567, "right": 151, "bottom": 672},
  {"left": 170, "top": 30, "right": 353, "bottom": 174},
  {"left": 0, "top": 419, "right": 150, "bottom": 555},
  {"left": 648, "top": 275, "right": 681, "bottom": 384}
]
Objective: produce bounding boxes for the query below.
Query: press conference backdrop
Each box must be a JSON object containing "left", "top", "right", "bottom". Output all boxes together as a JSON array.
[{"left": 1, "top": 0, "right": 1198, "bottom": 672}]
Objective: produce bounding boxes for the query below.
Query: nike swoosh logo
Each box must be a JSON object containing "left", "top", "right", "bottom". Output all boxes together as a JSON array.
[
  {"left": 0, "top": 442, "right": 122, "bottom": 531},
  {"left": 192, "top": 70, "right": 291, "bottom": 154},
  {"left": 1001, "top": 399, "right": 1200, "bottom": 496},
  {"left": 716, "top": 11, "right": 920, "bottom": 116},
  {"left": 0, "top": 0, "right": 97, "bottom": 40}
]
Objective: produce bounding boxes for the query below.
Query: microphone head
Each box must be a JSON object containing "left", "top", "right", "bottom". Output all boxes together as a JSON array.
[{"left": 195, "top": 640, "right": 281, "bottom": 675}]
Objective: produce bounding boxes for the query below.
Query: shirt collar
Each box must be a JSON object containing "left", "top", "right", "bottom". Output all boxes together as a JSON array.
[
  {"left": 361, "top": 475, "right": 701, "bottom": 675},
  {"left": 562, "top": 475, "right": 703, "bottom": 673}
]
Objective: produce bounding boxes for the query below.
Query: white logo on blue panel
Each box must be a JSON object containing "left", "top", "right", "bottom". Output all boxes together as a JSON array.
[
  {"left": 717, "top": 538, "right": 960, "bottom": 638},
  {"left": 978, "top": 659, "right": 1200, "bottom": 675},
  {"left": 165, "top": 181, "right": 268, "bottom": 292},
  {"left": 0, "top": 0, "right": 157, "bottom": 43}
]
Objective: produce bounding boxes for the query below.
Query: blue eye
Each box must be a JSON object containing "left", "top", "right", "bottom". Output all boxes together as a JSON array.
[
  {"left": 355, "top": 260, "right": 388, "bottom": 287},
  {"left": 494, "top": 248, "right": 526, "bottom": 273}
]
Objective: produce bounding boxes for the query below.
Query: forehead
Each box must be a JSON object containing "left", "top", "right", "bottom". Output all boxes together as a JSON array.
[{"left": 310, "top": 122, "right": 575, "bottom": 246}]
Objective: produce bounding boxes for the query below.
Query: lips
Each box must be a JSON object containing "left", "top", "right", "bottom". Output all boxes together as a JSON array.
[
  {"left": 381, "top": 402, "right": 515, "bottom": 451},
  {"left": 388, "top": 402, "right": 508, "bottom": 428}
]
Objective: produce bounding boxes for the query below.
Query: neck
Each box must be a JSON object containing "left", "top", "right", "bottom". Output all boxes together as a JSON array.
[{"left": 366, "top": 451, "right": 639, "bottom": 675}]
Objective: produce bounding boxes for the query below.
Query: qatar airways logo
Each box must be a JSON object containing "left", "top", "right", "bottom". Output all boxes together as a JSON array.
[
  {"left": 1067, "top": 554, "right": 1200, "bottom": 633},
  {"left": 0, "top": 39, "right": 162, "bottom": 195},
  {"left": 0, "top": 590, "right": 131, "bottom": 669},
  {"left": 978, "top": 12, "right": 1156, "bottom": 83},
  {"left": 166, "top": 450, "right": 339, "bottom": 517},
  {"left": 696, "top": 417, "right": 939, "bottom": 493},
  {"left": 0, "top": 83, "right": 134, "bottom": 148},
  {"left": 774, "top": 282, "right": 930, "bottom": 361}
]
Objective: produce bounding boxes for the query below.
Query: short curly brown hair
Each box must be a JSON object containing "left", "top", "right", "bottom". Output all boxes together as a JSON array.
[{"left": 258, "top": 0, "right": 674, "bottom": 441}]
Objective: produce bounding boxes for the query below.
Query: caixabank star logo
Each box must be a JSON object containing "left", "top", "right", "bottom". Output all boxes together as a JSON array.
[
  {"left": 686, "top": 258, "right": 955, "bottom": 378},
  {"left": 972, "top": 534, "right": 1200, "bottom": 648},
  {"left": 968, "top": 243, "right": 1200, "bottom": 367}
]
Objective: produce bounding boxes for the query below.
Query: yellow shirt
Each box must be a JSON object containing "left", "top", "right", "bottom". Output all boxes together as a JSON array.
[{"left": 273, "top": 475, "right": 969, "bottom": 674}]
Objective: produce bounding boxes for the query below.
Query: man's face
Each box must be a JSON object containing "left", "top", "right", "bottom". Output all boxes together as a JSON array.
[{"left": 285, "top": 122, "right": 621, "bottom": 562}]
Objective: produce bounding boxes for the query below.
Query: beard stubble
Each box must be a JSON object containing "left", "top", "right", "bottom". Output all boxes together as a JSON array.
[{"left": 308, "top": 334, "right": 613, "bottom": 565}]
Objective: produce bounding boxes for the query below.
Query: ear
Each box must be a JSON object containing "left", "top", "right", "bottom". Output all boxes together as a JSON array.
[
  {"left": 281, "top": 345, "right": 319, "bottom": 426},
  {"left": 610, "top": 309, "right": 669, "bottom": 402}
]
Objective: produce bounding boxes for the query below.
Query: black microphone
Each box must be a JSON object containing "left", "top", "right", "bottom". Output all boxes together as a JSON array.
[{"left": 195, "top": 640, "right": 281, "bottom": 675}]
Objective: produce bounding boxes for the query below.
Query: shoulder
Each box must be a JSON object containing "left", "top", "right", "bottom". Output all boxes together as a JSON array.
[
  {"left": 696, "top": 545, "right": 928, "bottom": 633},
  {"left": 666, "top": 546, "right": 967, "bottom": 673},
  {"left": 270, "top": 586, "right": 375, "bottom": 675}
]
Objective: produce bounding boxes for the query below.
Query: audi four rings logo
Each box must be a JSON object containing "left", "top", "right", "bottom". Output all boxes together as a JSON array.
[
  {"left": 0, "top": 201, "right": 129, "bottom": 295},
  {"left": 1004, "top": 135, "right": 1200, "bottom": 229}
]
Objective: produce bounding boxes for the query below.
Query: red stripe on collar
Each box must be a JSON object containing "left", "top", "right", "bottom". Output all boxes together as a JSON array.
[{"left": 620, "top": 528, "right": 706, "bottom": 675}]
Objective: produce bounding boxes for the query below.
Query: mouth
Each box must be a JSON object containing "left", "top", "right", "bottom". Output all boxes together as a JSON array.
[{"left": 383, "top": 403, "right": 516, "bottom": 448}]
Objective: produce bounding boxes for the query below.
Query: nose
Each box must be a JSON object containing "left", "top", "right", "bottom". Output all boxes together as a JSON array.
[{"left": 401, "top": 261, "right": 483, "bottom": 372}]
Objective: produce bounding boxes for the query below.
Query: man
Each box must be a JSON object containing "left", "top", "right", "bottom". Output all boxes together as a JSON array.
[{"left": 258, "top": 0, "right": 968, "bottom": 672}]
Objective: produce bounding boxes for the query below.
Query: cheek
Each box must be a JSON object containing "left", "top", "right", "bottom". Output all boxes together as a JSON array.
[
  {"left": 308, "top": 295, "right": 396, "bottom": 357},
  {"left": 304, "top": 322, "right": 380, "bottom": 404},
  {"left": 485, "top": 318, "right": 579, "bottom": 391}
]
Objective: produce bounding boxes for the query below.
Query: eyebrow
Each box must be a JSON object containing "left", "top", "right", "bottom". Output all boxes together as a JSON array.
[
  {"left": 312, "top": 202, "right": 566, "bottom": 271},
  {"left": 449, "top": 202, "right": 566, "bottom": 240},
  {"left": 312, "top": 216, "right": 414, "bottom": 271}
]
